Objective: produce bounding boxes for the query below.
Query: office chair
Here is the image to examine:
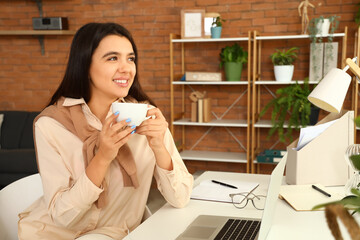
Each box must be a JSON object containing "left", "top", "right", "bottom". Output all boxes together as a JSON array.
[
  {"left": 0, "top": 173, "right": 43, "bottom": 240},
  {"left": 0, "top": 173, "right": 152, "bottom": 240}
]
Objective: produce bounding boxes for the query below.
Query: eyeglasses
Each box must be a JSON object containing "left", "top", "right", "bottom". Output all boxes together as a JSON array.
[{"left": 229, "top": 192, "right": 266, "bottom": 210}]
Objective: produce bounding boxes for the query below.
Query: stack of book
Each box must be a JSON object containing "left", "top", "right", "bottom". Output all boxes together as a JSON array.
[{"left": 191, "top": 98, "right": 212, "bottom": 123}]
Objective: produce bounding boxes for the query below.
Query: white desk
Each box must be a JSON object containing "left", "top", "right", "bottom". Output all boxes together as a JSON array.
[{"left": 124, "top": 171, "right": 355, "bottom": 240}]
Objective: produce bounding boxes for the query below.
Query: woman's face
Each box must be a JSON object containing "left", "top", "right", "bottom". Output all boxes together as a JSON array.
[{"left": 89, "top": 34, "right": 136, "bottom": 103}]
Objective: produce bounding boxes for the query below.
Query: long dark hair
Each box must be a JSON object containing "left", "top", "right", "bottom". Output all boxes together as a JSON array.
[{"left": 48, "top": 22, "right": 155, "bottom": 106}]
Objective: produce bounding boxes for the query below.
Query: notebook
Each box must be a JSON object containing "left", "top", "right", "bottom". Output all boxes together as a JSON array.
[
  {"left": 279, "top": 184, "right": 344, "bottom": 211},
  {"left": 176, "top": 154, "right": 287, "bottom": 240}
]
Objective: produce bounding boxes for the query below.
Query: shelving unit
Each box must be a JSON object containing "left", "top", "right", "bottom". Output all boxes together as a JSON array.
[
  {"left": 169, "top": 33, "right": 252, "bottom": 172},
  {"left": 251, "top": 28, "right": 348, "bottom": 173}
]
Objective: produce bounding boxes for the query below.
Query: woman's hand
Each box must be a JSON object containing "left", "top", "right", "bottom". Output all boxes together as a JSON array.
[
  {"left": 136, "top": 107, "right": 168, "bottom": 151},
  {"left": 96, "top": 112, "right": 135, "bottom": 163}
]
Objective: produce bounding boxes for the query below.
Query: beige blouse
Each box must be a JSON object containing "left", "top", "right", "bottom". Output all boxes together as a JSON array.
[{"left": 18, "top": 98, "right": 193, "bottom": 240}]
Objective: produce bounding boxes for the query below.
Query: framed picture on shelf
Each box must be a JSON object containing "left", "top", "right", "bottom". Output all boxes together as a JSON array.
[{"left": 181, "top": 9, "right": 205, "bottom": 39}]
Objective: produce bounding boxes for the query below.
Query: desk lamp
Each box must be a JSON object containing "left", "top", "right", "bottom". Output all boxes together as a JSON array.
[
  {"left": 308, "top": 57, "right": 360, "bottom": 194},
  {"left": 308, "top": 57, "right": 360, "bottom": 113}
]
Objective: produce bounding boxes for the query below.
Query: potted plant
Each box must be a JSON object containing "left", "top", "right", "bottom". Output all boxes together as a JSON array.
[
  {"left": 271, "top": 47, "right": 298, "bottom": 82},
  {"left": 356, "top": 3, "right": 360, "bottom": 26},
  {"left": 219, "top": 43, "right": 248, "bottom": 81},
  {"left": 312, "top": 188, "right": 360, "bottom": 239},
  {"left": 259, "top": 78, "right": 313, "bottom": 143},
  {"left": 211, "top": 16, "right": 225, "bottom": 38}
]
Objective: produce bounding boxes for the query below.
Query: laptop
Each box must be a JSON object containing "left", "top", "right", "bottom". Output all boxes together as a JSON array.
[{"left": 176, "top": 154, "right": 287, "bottom": 240}]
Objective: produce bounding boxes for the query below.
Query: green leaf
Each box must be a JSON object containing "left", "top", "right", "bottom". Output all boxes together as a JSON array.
[
  {"left": 312, "top": 194, "right": 360, "bottom": 211},
  {"left": 270, "top": 47, "right": 298, "bottom": 65},
  {"left": 259, "top": 78, "right": 313, "bottom": 142}
]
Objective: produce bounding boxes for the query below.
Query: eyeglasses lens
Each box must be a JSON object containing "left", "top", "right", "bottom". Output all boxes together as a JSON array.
[{"left": 253, "top": 195, "right": 266, "bottom": 210}]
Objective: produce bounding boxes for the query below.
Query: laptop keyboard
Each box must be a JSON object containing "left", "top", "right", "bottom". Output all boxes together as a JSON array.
[{"left": 214, "top": 219, "right": 261, "bottom": 240}]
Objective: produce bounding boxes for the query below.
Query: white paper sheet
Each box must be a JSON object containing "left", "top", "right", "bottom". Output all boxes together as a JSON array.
[
  {"left": 190, "top": 179, "right": 259, "bottom": 203},
  {"left": 296, "top": 119, "right": 338, "bottom": 150}
]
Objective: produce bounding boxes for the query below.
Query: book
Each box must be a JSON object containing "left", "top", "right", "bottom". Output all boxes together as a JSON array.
[
  {"left": 191, "top": 102, "right": 197, "bottom": 122},
  {"left": 191, "top": 179, "right": 259, "bottom": 203},
  {"left": 197, "top": 99, "right": 203, "bottom": 123},
  {"left": 203, "top": 98, "right": 212, "bottom": 122}
]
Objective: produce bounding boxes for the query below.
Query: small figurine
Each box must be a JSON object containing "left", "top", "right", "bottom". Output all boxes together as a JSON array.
[{"left": 298, "top": 0, "right": 315, "bottom": 34}]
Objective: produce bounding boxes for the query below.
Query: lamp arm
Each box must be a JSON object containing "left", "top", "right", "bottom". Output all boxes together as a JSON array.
[{"left": 345, "top": 58, "right": 360, "bottom": 79}]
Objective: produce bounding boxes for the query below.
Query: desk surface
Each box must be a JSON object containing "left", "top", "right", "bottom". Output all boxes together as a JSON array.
[{"left": 124, "top": 171, "right": 355, "bottom": 240}]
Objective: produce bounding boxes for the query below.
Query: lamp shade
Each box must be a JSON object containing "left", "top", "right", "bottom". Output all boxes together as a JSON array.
[{"left": 308, "top": 68, "right": 351, "bottom": 113}]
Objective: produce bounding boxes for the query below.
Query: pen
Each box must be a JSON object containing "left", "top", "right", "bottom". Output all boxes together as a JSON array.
[
  {"left": 312, "top": 185, "right": 331, "bottom": 197},
  {"left": 211, "top": 180, "right": 238, "bottom": 189}
]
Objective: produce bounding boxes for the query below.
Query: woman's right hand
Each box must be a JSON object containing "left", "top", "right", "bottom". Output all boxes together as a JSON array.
[{"left": 96, "top": 112, "right": 135, "bottom": 163}]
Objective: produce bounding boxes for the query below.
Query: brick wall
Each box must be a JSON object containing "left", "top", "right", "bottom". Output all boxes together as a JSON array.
[{"left": 0, "top": 0, "right": 358, "bottom": 174}]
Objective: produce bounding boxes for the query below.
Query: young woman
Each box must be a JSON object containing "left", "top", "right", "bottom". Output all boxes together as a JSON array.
[{"left": 18, "top": 22, "right": 193, "bottom": 240}]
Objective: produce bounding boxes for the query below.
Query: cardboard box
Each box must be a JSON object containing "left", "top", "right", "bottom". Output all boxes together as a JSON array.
[
  {"left": 185, "top": 72, "right": 222, "bottom": 81},
  {"left": 286, "top": 110, "right": 354, "bottom": 186}
]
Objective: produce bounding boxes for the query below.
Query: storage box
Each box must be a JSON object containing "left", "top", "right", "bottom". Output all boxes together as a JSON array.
[
  {"left": 286, "top": 110, "right": 354, "bottom": 186},
  {"left": 185, "top": 72, "right": 222, "bottom": 82}
]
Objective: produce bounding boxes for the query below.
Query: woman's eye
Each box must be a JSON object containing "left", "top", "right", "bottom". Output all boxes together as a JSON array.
[
  {"left": 108, "top": 56, "right": 117, "bottom": 61},
  {"left": 128, "top": 56, "right": 136, "bottom": 62}
]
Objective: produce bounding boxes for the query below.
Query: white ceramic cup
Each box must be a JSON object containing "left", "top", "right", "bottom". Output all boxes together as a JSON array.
[{"left": 111, "top": 102, "right": 150, "bottom": 126}]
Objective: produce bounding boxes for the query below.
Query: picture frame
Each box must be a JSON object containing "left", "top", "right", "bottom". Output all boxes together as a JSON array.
[{"left": 181, "top": 9, "right": 205, "bottom": 39}]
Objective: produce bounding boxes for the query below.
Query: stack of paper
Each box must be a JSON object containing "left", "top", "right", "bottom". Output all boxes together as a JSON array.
[
  {"left": 296, "top": 119, "right": 338, "bottom": 150},
  {"left": 191, "top": 179, "right": 259, "bottom": 203}
]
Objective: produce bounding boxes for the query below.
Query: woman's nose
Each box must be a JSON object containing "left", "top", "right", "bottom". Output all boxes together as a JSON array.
[{"left": 117, "top": 59, "right": 131, "bottom": 72}]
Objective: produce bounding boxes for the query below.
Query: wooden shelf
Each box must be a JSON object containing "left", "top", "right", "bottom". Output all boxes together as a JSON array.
[
  {"left": 173, "top": 118, "right": 248, "bottom": 127},
  {"left": 172, "top": 37, "right": 249, "bottom": 43},
  {"left": 180, "top": 150, "right": 247, "bottom": 163},
  {"left": 173, "top": 81, "right": 248, "bottom": 85},
  {"left": 169, "top": 32, "right": 252, "bottom": 171},
  {"left": 0, "top": 30, "right": 76, "bottom": 55},
  {"left": 251, "top": 29, "right": 348, "bottom": 173},
  {"left": 0, "top": 30, "right": 76, "bottom": 35},
  {"left": 254, "top": 120, "right": 289, "bottom": 128},
  {"left": 255, "top": 33, "right": 345, "bottom": 40},
  {"left": 254, "top": 80, "right": 319, "bottom": 85}
]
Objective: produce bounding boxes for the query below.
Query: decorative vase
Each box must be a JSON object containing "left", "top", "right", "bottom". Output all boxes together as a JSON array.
[
  {"left": 211, "top": 26, "right": 222, "bottom": 38},
  {"left": 323, "top": 42, "right": 338, "bottom": 76},
  {"left": 309, "top": 105, "right": 320, "bottom": 125},
  {"left": 273, "top": 65, "right": 294, "bottom": 82},
  {"left": 224, "top": 62, "right": 242, "bottom": 81},
  {"left": 344, "top": 144, "right": 360, "bottom": 195},
  {"left": 309, "top": 43, "right": 324, "bottom": 82},
  {"left": 316, "top": 18, "right": 330, "bottom": 35}
]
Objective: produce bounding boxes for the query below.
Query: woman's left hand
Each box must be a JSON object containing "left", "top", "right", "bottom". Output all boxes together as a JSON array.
[{"left": 135, "top": 107, "right": 168, "bottom": 151}]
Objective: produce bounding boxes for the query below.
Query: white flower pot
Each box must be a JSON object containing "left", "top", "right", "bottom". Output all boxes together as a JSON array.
[
  {"left": 274, "top": 65, "right": 294, "bottom": 82},
  {"left": 316, "top": 18, "right": 330, "bottom": 36}
]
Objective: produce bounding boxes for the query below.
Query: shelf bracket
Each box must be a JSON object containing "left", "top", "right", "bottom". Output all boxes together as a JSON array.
[
  {"left": 34, "top": 0, "right": 43, "bottom": 17},
  {"left": 37, "top": 35, "right": 45, "bottom": 55}
]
